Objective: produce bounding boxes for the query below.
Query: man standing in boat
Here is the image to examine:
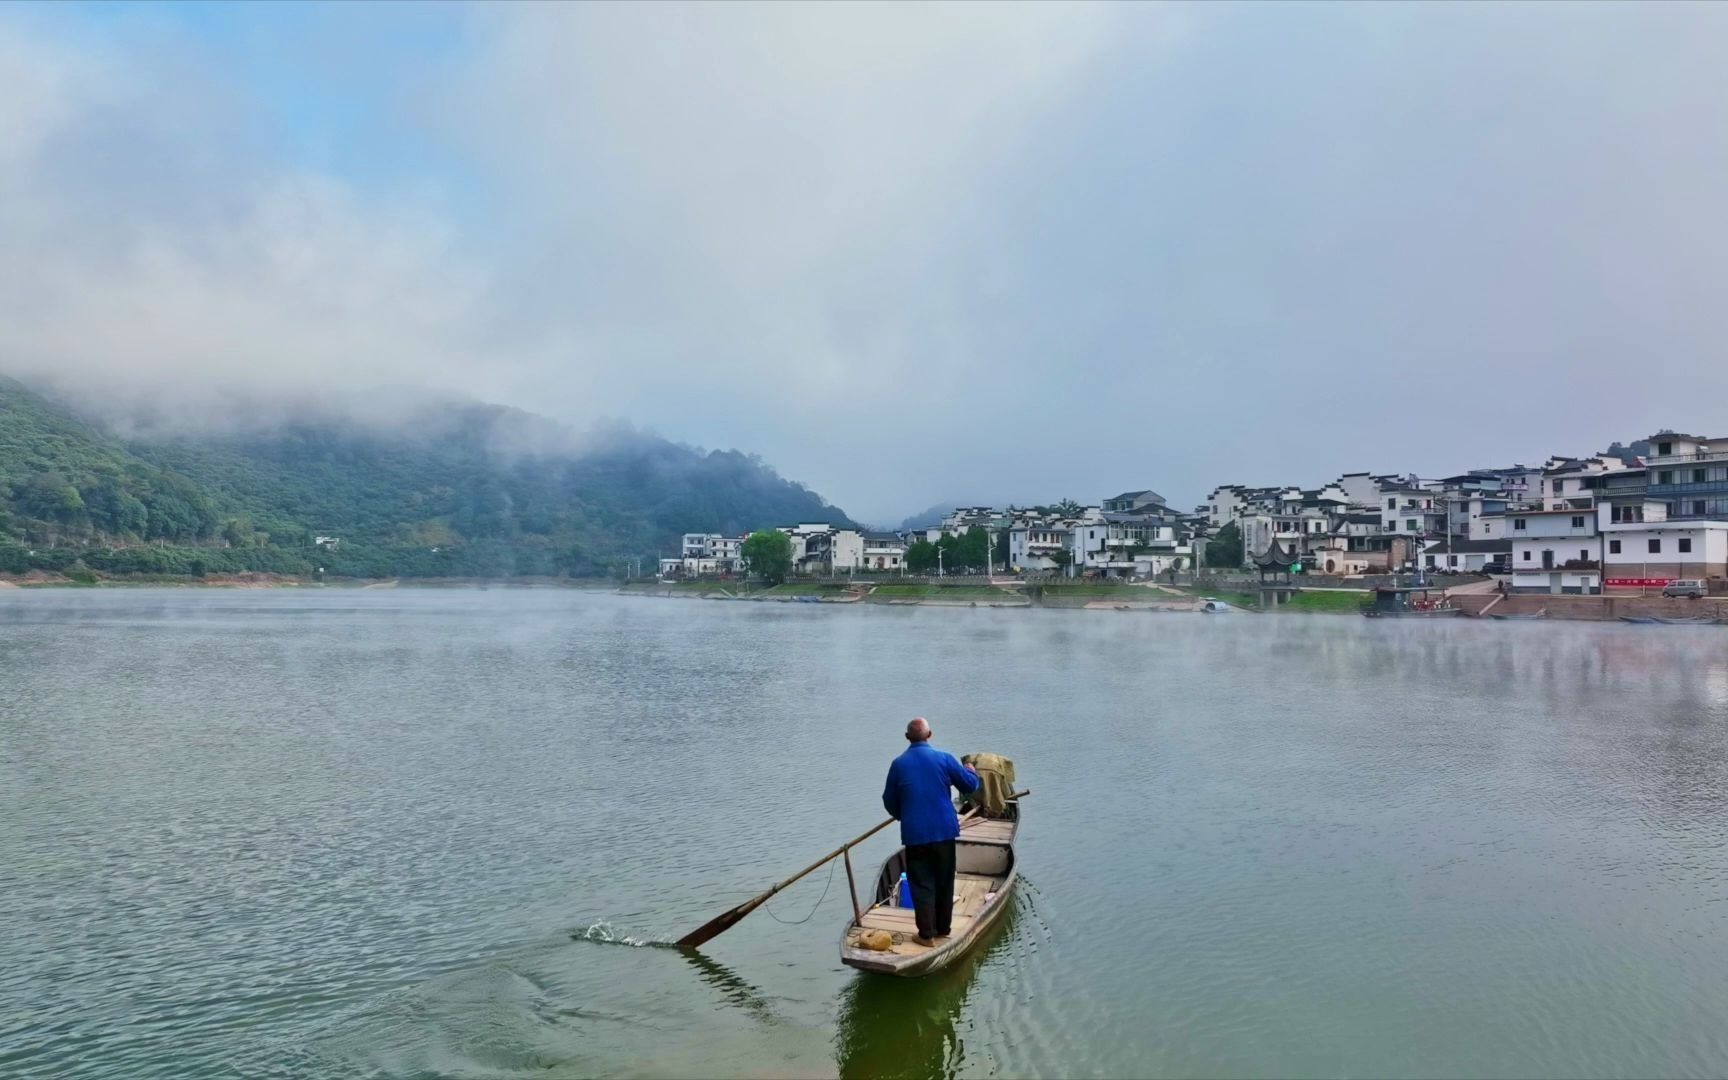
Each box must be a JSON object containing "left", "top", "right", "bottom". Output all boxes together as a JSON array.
[{"left": 882, "top": 717, "right": 980, "bottom": 947}]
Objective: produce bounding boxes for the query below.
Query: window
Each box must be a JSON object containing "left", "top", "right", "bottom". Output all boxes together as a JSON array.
[
  {"left": 1680, "top": 538, "right": 1693, "bottom": 554},
  {"left": 1522, "top": 550, "right": 1532, "bottom": 561},
  {"left": 1405, "top": 520, "right": 1417, "bottom": 531},
  {"left": 1514, "top": 519, "right": 1527, "bottom": 530},
  {"left": 1554, "top": 480, "right": 1565, "bottom": 494},
  {"left": 1610, "top": 539, "right": 1622, "bottom": 554},
  {"left": 1659, "top": 470, "right": 1674, "bottom": 484},
  {"left": 1571, "top": 516, "right": 1584, "bottom": 528},
  {"left": 1659, "top": 441, "right": 1673, "bottom": 456},
  {"left": 1580, "top": 550, "right": 1590, "bottom": 563},
  {"left": 1387, "top": 498, "right": 1396, "bottom": 510},
  {"left": 1649, "top": 539, "right": 1662, "bottom": 554},
  {"left": 1694, "top": 501, "right": 1707, "bottom": 516},
  {"left": 1695, "top": 469, "right": 1708, "bottom": 483}
]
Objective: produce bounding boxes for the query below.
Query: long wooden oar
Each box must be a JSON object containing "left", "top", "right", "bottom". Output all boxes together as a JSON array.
[
  {"left": 676, "top": 788, "right": 1032, "bottom": 950},
  {"left": 677, "top": 817, "right": 896, "bottom": 949}
]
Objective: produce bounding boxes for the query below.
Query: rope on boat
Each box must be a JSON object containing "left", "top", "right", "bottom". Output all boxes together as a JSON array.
[{"left": 762, "top": 855, "right": 838, "bottom": 925}]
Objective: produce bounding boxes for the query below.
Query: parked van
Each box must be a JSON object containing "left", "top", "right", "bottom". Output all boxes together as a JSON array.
[{"left": 1662, "top": 579, "right": 1707, "bottom": 599}]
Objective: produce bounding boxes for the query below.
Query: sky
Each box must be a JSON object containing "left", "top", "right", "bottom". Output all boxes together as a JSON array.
[{"left": 4, "top": 2, "right": 1728, "bottom": 525}]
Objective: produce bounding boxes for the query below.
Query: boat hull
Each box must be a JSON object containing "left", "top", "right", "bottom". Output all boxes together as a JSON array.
[{"left": 839, "top": 807, "right": 1018, "bottom": 978}]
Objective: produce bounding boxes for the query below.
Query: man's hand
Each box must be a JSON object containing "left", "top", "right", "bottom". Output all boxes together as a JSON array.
[{"left": 964, "top": 763, "right": 977, "bottom": 773}]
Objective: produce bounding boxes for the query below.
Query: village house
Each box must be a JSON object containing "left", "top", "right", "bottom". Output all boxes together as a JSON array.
[
  {"left": 860, "top": 533, "right": 906, "bottom": 572},
  {"left": 776, "top": 523, "right": 864, "bottom": 575},
  {"left": 1508, "top": 508, "right": 1601, "bottom": 594},
  {"left": 1102, "top": 489, "right": 1166, "bottom": 514},
  {"left": 1007, "top": 521, "right": 1075, "bottom": 573}
]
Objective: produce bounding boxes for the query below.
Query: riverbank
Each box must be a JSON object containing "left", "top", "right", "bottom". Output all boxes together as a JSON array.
[
  {"left": 620, "top": 580, "right": 1227, "bottom": 611},
  {"left": 0, "top": 572, "right": 624, "bottom": 590},
  {"left": 618, "top": 580, "right": 1728, "bottom": 623}
]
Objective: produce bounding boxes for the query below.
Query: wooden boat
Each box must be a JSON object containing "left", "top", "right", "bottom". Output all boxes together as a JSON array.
[
  {"left": 1492, "top": 609, "right": 1547, "bottom": 621},
  {"left": 839, "top": 803, "right": 1018, "bottom": 977},
  {"left": 1620, "top": 616, "right": 1659, "bottom": 625},
  {"left": 1652, "top": 616, "right": 1720, "bottom": 625}
]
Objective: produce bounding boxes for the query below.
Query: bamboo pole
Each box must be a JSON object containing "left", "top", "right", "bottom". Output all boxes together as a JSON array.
[{"left": 677, "top": 816, "right": 895, "bottom": 949}]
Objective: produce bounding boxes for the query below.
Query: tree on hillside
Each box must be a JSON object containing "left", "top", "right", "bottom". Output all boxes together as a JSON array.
[
  {"left": 905, "top": 537, "right": 938, "bottom": 574},
  {"left": 1052, "top": 498, "right": 1083, "bottom": 517},
  {"left": 1206, "top": 521, "right": 1243, "bottom": 569},
  {"left": 993, "top": 528, "right": 1009, "bottom": 570},
  {"left": 741, "top": 529, "right": 793, "bottom": 585}
]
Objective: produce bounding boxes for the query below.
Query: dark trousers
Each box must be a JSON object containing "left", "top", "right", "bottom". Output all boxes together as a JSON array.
[{"left": 903, "top": 839, "right": 956, "bottom": 939}]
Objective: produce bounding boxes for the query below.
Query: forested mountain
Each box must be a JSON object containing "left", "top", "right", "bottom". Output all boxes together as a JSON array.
[
  {"left": 896, "top": 503, "right": 956, "bottom": 533},
  {"left": 0, "top": 376, "right": 851, "bottom": 578}
]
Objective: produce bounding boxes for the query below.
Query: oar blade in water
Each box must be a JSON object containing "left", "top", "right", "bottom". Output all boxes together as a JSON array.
[{"left": 677, "top": 901, "right": 756, "bottom": 949}]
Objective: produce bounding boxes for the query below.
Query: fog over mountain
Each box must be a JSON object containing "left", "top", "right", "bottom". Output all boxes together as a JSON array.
[{"left": 6, "top": 4, "right": 1728, "bottom": 523}]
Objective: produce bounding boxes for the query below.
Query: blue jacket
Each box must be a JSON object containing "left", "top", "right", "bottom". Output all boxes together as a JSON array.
[{"left": 883, "top": 742, "right": 981, "bottom": 847}]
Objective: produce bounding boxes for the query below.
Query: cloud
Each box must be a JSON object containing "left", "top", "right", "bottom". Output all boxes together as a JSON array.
[
  {"left": 0, "top": 11, "right": 510, "bottom": 428},
  {"left": 444, "top": 2, "right": 1124, "bottom": 435},
  {"left": 7, "top": 4, "right": 1728, "bottom": 523}
]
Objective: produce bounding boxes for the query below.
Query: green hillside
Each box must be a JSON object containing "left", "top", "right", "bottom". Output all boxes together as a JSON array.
[{"left": 0, "top": 377, "right": 851, "bottom": 579}]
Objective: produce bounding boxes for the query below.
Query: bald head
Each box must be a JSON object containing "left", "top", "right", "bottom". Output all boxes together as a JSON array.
[{"left": 906, "top": 717, "right": 931, "bottom": 743}]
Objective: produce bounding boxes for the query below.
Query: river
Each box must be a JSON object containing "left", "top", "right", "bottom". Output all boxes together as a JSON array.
[{"left": 3, "top": 588, "right": 1727, "bottom": 1078}]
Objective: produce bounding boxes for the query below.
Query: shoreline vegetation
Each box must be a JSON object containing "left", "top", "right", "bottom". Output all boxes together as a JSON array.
[
  {"left": 9, "top": 573, "right": 1722, "bottom": 624},
  {"left": 615, "top": 579, "right": 1317, "bottom": 612}
]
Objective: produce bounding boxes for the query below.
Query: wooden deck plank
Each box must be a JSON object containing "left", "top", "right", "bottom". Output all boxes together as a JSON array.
[{"left": 963, "top": 820, "right": 1015, "bottom": 844}]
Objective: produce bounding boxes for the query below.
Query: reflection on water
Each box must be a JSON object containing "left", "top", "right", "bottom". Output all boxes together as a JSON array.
[
  {"left": 682, "top": 948, "right": 783, "bottom": 1028},
  {"left": 7, "top": 589, "right": 1728, "bottom": 1078}
]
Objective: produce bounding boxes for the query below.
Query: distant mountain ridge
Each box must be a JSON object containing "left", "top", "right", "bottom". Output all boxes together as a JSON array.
[
  {"left": 896, "top": 503, "right": 957, "bottom": 533},
  {"left": 0, "top": 376, "right": 852, "bottom": 578}
]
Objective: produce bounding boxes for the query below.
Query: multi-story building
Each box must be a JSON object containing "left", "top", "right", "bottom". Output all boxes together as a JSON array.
[
  {"left": 1007, "top": 520, "right": 1077, "bottom": 573},
  {"left": 663, "top": 533, "right": 745, "bottom": 577},
  {"left": 1379, "top": 487, "right": 1445, "bottom": 537},
  {"left": 1102, "top": 490, "right": 1167, "bottom": 515},
  {"left": 1508, "top": 508, "right": 1601, "bottom": 594},
  {"left": 1600, "top": 515, "right": 1728, "bottom": 585},
  {"left": 1595, "top": 438, "right": 1728, "bottom": 586},
  {"left": 780, "top": 524, "right": 864, "bottom": 575},
  {"left": 860, "top": 533, "right": 906, "bottom": 572},
  {"left": 1645, "top": 432, "right": 1728, "bottom": 522},
  {"left": 1541, "top": 457, "right": 1626, "bottom": 511}
]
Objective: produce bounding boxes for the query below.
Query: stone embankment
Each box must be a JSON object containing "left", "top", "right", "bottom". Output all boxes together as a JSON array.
[{"left": 1452, "top": 592, "right": 1728, "bottom": 621}]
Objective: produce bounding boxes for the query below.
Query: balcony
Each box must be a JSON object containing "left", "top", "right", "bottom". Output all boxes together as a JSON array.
[
  {"left": 1645, "top": 448, "right": 1728, "bottom": 467},
  {"left": 1647, "top": 479, "right": 1728, "bottom": 497}
]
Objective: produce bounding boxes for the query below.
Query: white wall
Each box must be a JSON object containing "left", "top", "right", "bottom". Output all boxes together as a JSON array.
[
  {"left": 1422, "top": 548, "right": 1493, "bottom": 572},
  {"left": 1513, "top": 537, "right": 1597, "bottom": 572},
  {"left": 831, "top": 529, "right": 864, "bottom": 570},
  {"left": 1602, "top": 524, "right": 1728, "bottom": 571},
  {"left": 1509, "top": 511, "right": 1596, "bottom": 539},
  {"left": 1511, "top": 569, "right": 1601, "bottom": 593}
]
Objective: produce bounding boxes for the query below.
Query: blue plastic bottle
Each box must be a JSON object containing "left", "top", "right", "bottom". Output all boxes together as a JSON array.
[{"left": 897, "top": 872, "right": 912, "bottom": 908}]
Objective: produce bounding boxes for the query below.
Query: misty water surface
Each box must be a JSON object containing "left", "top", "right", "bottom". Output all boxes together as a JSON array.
[{"left": 3, "top": 589, "right": 1728, "bottom": 1078}]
